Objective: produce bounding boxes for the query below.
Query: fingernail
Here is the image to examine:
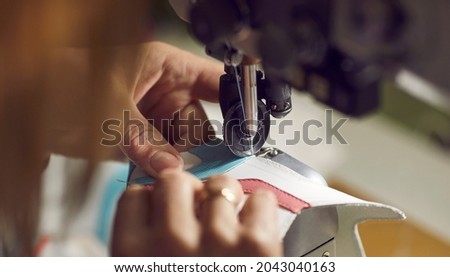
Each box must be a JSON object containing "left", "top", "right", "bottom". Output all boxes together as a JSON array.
[{"left": 150, "top": 151, "right": 181, "bottom": 173}]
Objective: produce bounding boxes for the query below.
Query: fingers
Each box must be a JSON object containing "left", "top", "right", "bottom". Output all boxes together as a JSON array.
[
  {"left": 111, "top": 172, "right": 282, "bottom": 257},
  {"left": 200, "top": 175, "right": 244, "bottom": 255},
  {"left": 200, "top": 177, "right": 281, "bottom": 256},
  {"left": 143, "top": 41, "right": 223, "bottom": 103},
  {"left": 111, "top": 185, "right": 153, "bottom": 256},
  {"left": 120, "top": 42, "right": 222, "bottom": 167},
  {"left": 239, "top": 190, "right": 283, "bottom": 256},
  {"left": 152, "top": 169, "right": 204, "bottom": 255},
  {"left": 119, "top": 105, "right": 184, "bottom": 177},
  {"left": 112, "top": 170, "right": 206, "bottom": 257},
  {"left": 190, "top": 59, "right": 223, "bottom": 103},
  {"left": 172, "top": 101, "right": 216, "bottom": 152}
]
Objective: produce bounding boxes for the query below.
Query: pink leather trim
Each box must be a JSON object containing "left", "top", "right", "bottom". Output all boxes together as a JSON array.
[{"left": 239, "top": 178, "right": 310, "bottom": 214}]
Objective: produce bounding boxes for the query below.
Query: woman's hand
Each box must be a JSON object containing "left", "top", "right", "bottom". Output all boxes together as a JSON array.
[
  {"left": 46, "top": 42, "right": 223, "bottom": 175},
  {"left": 111, "top": 170, "right": 282, "bottom": 257},
  {"left": 119, "top": 42, "right": 223, "bottom": 177}
]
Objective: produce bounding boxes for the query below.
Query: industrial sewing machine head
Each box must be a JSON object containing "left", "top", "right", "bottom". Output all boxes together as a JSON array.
[
  {"left": 171, "top": 0, "right": 299, "bottom": 157},
  {"left": 169, "top": 0, "right": 392, "bottom": 156},
  {"left": 170, "top": 0, "right": 450, "bottom": 156}
]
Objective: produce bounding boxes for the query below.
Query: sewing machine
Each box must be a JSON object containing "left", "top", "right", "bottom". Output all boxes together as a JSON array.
[
  {"left": 169, "top": 0, "right": 450, "bottom": 156},
  {"left": 162, "top": 0, "right": 450, "bottom": 256}
]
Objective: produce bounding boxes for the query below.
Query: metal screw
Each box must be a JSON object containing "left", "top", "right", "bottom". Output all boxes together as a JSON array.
[{"left": 322, "top": 251, "right": 331, "bottom": 257}]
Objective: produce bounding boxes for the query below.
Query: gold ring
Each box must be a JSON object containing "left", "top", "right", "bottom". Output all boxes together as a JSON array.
[{"left": 200, "top": 188, "right": 237, "bottom": 205}]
